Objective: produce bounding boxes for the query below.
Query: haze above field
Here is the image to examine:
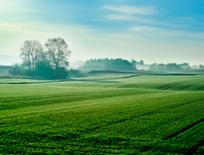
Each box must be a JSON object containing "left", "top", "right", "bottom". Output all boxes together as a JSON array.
[{"left": 0, "top": 0, "right": 204, "bottom": 65}]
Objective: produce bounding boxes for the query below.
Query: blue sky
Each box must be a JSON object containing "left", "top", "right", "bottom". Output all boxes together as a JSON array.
[{"left": 0, "top": 0, "right": 204, "bottom": 65}]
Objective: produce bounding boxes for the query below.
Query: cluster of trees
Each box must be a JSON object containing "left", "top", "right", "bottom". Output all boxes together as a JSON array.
[
  {"left": 149, "top": 63, "right": 191, "bottom": 73},
  {"left": 199, "top": 65, "right": 204, "bottom": 70},
  {"left": 6, "top": 38, "right": 204, "bottom": 78},
  {"left": 11, "top": 38, "right": 71, "bottom": 79},
  {"left": 80, "top": 58, "right": 136, "bottom": 72},
  {"left": 79, "top": 59, "right": 196, "bottom": 73}
]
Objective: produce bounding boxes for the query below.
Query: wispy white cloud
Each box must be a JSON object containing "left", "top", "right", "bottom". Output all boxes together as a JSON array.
[
  {"left": 130, "top": 26, "right": 158, "bottom": 33},
  {"left": 128, "top": 25, "right": 204, "bottom": 43},
  {"left": 104, "top": 5, "right": 156, "bottom": 15},
  {"left": 104, "top": 14, "right": 136, "bottom": 21},
  {"left": 0, "top": 0, "right": 204, "bottom": 65},
  {"left": 1, "top": 20, "right": 204, "bottom": 65},
  {"left": 103, "top": 4, "right": 156, "bottom": 22}
]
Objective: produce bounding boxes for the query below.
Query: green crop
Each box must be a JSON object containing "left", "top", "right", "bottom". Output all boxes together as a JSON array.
[{"left": 0, "top": 75, "right": 203, "bottom": 154}]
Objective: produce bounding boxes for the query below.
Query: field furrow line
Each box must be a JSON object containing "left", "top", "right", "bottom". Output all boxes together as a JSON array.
[
  {"left": 163, "top": 119, "right": 204, "bottom": 140},
  {"left": 185, "top": 139, "right": 204, "bottom": 155}
]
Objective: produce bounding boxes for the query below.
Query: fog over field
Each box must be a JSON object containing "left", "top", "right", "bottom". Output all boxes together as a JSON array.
[{"left": 0, "top": 0, "right": 204, "bottom": 154}]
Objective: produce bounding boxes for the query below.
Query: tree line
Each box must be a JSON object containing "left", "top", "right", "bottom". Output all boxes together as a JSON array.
[
  {"left": 149, "top": 63, "right": 191, "bottom": 73},
  {"left": 80, "top": 58, "right": 136, "bottom": 72},
  {"left": 80, "top": 59, "right": 196, "bottom": 73},
  {"left": 7, "top": 37, "right": 204, "bottom": 79},
  {"left": 11, "top": 38, "right": 71, "bottom": 79}
]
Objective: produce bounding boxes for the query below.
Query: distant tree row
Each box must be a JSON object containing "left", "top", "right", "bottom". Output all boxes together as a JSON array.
[
  {"left": 149, "top": 63, "right": 191, "bottom": 73},
  {"left": 79, "top": 59, "right": 195, "bottom": 73},
  {"left": 10, "top": 38, "right": 71, "bottom": 79},
  {"left": 80, "top": 58, "right": 136, "bottom": 72},
  {"left": 7, "top": 38, "right": 204, "bottom": 78},
  {"left": 199, "top": 65, "right": 204, "bottom": 70}
]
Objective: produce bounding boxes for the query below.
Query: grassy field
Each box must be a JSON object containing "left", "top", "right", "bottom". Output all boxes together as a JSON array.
[{"left": 0, "top": 74, "right": 203, "bottom": 154}]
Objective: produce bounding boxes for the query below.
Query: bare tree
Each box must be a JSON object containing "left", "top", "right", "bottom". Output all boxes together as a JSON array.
[
  {"left": 45, "top": 38, "right": 71, "bottom": 70},
  {"left": 19, "top": 38, "right": 71, "bottom": 79},
  {"left": 20, "top": 40, "right": 43, "bottom": 70}
]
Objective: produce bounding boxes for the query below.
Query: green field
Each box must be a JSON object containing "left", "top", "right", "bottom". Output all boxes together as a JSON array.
[{"left": 0, "top": 74, "right": 203, "bottom": 154}]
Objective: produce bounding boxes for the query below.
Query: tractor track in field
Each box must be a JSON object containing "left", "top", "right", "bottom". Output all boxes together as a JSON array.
[
  {"left": 0, "top": 87, "right": 152, "bottom": 105},
  {"left": 52, "top": 96, "right": 204, "bottom": 134},
  {"left": 1, "top": 92, "right": 203, "bottom": 130},
  {"left": 107, "top": 97, "right": 204, "bottom": 129},
  {"left": 0, "top": 79, "right": 83, "bottom": 85},
  {"left": 185, "top": 139, "right": 204, "bottom": 155},
  {"left": 0, "top": 78, "right": 121, "bottom": 85},
  {"left": 0, "top": 91, "right": 148, "bottom": 111},
  {"left": 119, "top": 81, "right": 204, "bottom": 91},
  {"left": 52, "top": 97, "right": 204, "bottom": 137},
  {"left": 162, "top": 118, "right": 204, "bottom": 140}
]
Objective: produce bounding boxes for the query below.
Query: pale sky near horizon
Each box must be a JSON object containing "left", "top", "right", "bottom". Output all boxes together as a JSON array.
[{"left": 0, "top": 0, "right": 204, "bottom": 65}]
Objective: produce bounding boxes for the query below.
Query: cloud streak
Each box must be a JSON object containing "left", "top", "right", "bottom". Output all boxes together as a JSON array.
[
  {"left": 104, "top": 5, "right": 156, "bottom": 15},
  {"left": 103, "top": 4, "right": 156, "bottom": 23},
  {"left": 0, "top": 0, "right": 204, "bottom": 65}
]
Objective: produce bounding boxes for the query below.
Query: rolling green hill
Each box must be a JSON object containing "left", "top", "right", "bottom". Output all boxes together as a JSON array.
[{"left": 0, "top": 75, "right": 203, "bottom": 154}]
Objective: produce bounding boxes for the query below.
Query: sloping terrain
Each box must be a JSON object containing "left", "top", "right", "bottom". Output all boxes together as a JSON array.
[{"left": 0, "top": 75, "right": 203, "bottom": 154}]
